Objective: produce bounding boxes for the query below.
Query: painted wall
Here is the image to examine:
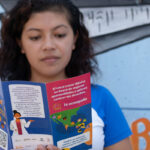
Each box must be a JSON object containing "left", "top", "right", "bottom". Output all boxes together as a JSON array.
[{"left": 93, "top": 37, "right": 150, "bottom": 150}]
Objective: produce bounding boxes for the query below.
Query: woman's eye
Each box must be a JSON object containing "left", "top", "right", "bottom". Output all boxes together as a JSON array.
[
  {"left": 55, "top": 34, "right": 66, "bottom": 38},
  {"left": 29, "top": 36, "right": 41, "bottom": 41}
]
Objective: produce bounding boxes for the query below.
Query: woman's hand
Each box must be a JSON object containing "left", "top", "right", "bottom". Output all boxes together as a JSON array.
[{"left": 35, "top": 144, "right": 61, "bottom": 150}]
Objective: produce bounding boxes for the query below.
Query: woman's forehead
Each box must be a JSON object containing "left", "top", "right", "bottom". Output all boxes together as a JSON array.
[{"left": 23, "top": 11, "right": 71, "bottom": 30}]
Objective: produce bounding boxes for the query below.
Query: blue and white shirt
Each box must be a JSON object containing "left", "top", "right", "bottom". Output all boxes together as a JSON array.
[{"left": 90, "top": 85, "right": 132, "bottom": 150}]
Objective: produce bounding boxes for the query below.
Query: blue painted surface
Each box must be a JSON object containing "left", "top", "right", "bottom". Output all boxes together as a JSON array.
[
  {"left": 94, "top": 37, "right": 150, "bottom": 109},
  {"left": 93, "top": 37, "right": 150, "bottom": 149}
]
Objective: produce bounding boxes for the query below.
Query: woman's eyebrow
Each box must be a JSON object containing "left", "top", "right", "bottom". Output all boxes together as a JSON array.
[
  {"left": 53, "top": 24, "right": 68, "bottom": 30},
  {"left": 26, "top": 28, "right": 41, "bottom": 32},
  {"left": 26, "top": 24, "right": 68, "bottom": 32}
]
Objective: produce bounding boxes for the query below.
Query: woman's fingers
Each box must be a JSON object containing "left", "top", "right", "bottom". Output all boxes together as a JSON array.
[
  {"left": 36, "top": 144, "right": 61, "bottom": 150},
  {"left": 35, "top": 144, "right": 46, "bottom": 150},
  {"left": 46, "top": 144, "right": 61, "bottom": 150}
]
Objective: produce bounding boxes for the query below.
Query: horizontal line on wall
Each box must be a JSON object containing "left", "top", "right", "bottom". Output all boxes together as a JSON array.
[{"left": 121, "top": 107, "right": 150, "bottom": 111}]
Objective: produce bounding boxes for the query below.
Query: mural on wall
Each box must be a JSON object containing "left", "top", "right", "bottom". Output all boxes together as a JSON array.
[
  {"left": 131, "top": 118, "right": 150, "bottom": 150},
  {"left": 81, "top": 6, "right": 150, "bottom": 37},
  {"left": 95, "top": 39, "right": 150, "bottom": 150},
  {"left": 80, "top": 5, "right": 150, "bottom": 54},
  {"left": 0, "top": 0, "right": 150, "bottom": 150}
]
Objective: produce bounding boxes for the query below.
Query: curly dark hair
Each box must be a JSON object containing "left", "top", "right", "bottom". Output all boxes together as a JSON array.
[{"left": 0, "top": 0, "right": 97, "bottom": 81}]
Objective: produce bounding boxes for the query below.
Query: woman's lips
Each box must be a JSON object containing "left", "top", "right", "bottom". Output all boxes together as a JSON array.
[{"left": 41, "top": 56, "right": 60, "bottom": 64}]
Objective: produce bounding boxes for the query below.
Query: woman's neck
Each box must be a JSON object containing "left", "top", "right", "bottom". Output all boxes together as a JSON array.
[{"left": 30, "top": 73, "right": 67, "bottom": 83}]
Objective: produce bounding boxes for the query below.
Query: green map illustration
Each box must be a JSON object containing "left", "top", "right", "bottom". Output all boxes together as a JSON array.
[{"left": 50, "top": 107, "right": 87, "bottom": 131}]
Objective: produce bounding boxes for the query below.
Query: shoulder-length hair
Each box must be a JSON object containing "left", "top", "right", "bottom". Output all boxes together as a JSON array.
[{"left": 0, "top": 0, "right": 97, "bottom": 81}]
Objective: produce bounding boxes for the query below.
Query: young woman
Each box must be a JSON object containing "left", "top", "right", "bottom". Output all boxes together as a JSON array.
[{"left": 0, "top": 0, "right": 132, "bottom": 150}]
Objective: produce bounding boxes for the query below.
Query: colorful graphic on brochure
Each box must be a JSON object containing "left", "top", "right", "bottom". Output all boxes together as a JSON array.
[
  {"left": 0, "top": 73, "right": 92, "bottom": 150},
  {"left": 46, "top": 73, "right": 92, "bottom": 149}
]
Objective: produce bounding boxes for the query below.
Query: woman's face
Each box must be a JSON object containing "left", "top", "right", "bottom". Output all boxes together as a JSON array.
[{"left": 20, "top": 11, "right": 77, "bottom": 82}]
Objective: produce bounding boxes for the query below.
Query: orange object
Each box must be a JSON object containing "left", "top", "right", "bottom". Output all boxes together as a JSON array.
[
  {"left": 83, "top": 123, "right": 92, "bottom": 145},
  {"left": 131, "top": 118, "right": 150, "bottom": 150}
]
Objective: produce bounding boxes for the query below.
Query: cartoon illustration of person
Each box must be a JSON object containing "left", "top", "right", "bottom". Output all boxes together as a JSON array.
[{"left": 10, "top": 110, "right": 34, "bottom": 136}]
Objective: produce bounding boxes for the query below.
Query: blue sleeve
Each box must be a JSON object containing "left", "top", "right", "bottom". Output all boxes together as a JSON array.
[
  {"left": 91, "top": 85, "right": 132, "bottom": 147},
  {"left": 102, "top": 87, "right": 132, "bottom": 147}
]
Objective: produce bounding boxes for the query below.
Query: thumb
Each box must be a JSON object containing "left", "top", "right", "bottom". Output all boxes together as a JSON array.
[{"left": 46, "top": 144, "right": 61, "bottom": 150}]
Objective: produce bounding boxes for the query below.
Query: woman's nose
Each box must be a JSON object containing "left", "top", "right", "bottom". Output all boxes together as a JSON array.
[{"left": 42, "top": 36, "right": 56, "bottom": 51}]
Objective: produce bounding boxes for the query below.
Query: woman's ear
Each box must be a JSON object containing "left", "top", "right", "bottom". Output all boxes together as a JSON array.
[
  {"left": 17, "top": 39, "right": 25, "bottom": 54},
  {"left": 72, "top": 32, "right": 79, "bottom": 50},
  {"left": 21, "top": 48, "right": 25, "bottom": 54}
]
